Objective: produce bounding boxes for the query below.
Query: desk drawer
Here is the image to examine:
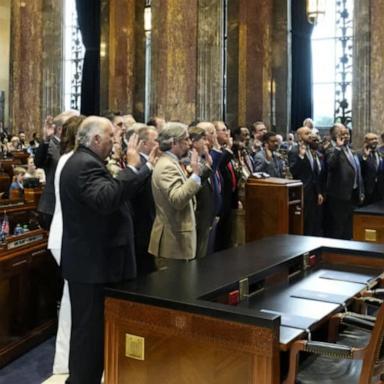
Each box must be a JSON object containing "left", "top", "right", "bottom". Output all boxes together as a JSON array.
[{"left": 0, "top": 254, "right": 30, "bottom": 276}]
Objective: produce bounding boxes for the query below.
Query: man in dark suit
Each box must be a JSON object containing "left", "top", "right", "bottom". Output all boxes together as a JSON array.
[
  {"left": 358, "top": 133, "right": 383, "bottom": 205},
  {"left": 325, "top": 124, "right": 364, "bottom": 239},
  {"left": 130, "top": 126, "right": 158, "bottom": 275},
  {"left": 288, "top": 127, "right": 324, "bottom": 236},
  {"left": 35, "top": 111, "right": 79, "bottom": 229},
  {"left": 60, "top": 116, "right": 154, "bottom": 384},
  {"left": 213, "top": 120, "right": 238, "bottom": 251}
]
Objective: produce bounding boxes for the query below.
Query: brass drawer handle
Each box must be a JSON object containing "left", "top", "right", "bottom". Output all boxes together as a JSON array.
[
  {"left": 31, "top": 249, "right": 46, "bottom": 257},
  {"left": 11, "top": 259, "right": 28, "bottom": 268}
]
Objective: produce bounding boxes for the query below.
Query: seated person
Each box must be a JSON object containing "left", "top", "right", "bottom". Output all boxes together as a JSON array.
[
  {"left": 25, "top": 156, "right": 46, "bottom": 184},
  {"left": 9, "top": 167, "right": 26, "bottom": 199},
  {"left": 7, "top": 136, "right": 21, "bottom": 152}
]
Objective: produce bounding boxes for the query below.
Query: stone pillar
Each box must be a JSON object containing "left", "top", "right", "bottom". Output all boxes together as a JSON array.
[
  {"left": 150, "top": 0, "right": 198, "bottom": 123},
  {"left": 196, "top": 0, "right": 224, "bottom": 122},
  {"left": 352, "top": 0, "right": 371, "bottom": 147},
  {"left": 271, "top": 0, "right": 290, "bottom": 136},
  {"left": 10, "top": 0, "right": 44, "bottom": 136},
  {"left": 107, "top": 0, "right": 137, "bottom": 115},
  {"left": 370, "top": 0, "right": 384, "bottom": 136},
  {"left": 41, "top": 0, "right": 63, "bottom": 119},
  {"left": 227, "top": 0, "right": 273, "bottom": 128}
]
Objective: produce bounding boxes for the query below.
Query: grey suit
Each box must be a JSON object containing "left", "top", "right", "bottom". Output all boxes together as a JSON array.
[{"left": 253, "top": 149, "right": 284, "bottom": 178}]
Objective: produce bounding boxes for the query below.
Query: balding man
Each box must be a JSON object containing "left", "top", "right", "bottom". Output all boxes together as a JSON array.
[
  {"left": 288, "top": 127, "right": 324, "bottom": 235},
  {"left": 325, "top": 124, "right": 364, "bottom": 239},
  {"left": 358, "top": 133, "right": 383, "bottom": 205},
  {"left": 35, "top": 110, "right": 79, "bottom": 229},
  {"left": 60, "top": 116, "right": 153, "bottom": 384}
]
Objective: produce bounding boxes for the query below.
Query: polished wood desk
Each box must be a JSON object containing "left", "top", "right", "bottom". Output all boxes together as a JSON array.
[
  {"left": 105, "top": 235, "right": 384, "bottom": 384},
  {"left": 354, "top": 201, "right": 384, "bottom": 243}
]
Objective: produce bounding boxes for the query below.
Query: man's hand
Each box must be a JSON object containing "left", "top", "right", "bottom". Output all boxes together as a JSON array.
[
  {"left": 318, "top": 194, "right": 324, "bottom": 206},
  {"left": 265, "top": 143, "right": 273, "bottom": 161},
  {"left": 299, "top": 143, "right": 307, "bottom": 158},
  {"left": 336, "top": 135, "right": 345, "bottom": 147},
  {"left": 148, "top": 143, "right": 160, "bottom": 167},
  {"left": 362, "top": 143, "right": 371, "bottom": 159},
  {"left": 126, "top": 133, "right": 141, "bottom": 168},
  {"left": 190, "top": 148, "right": 201, "bottom": 176},
  {"left": 43, "top": 115, "right": 55, "bottom": 140},
  {"left": 203, "top": 145, "right": 213, "bottom": 167}
]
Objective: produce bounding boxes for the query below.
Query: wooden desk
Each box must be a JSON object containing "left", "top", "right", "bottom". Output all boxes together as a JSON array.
[
  {"left": 353, "top": 201, "right": 384, "bottom": 243},
  {"left": 104, "top": 236, "right": 384, "bottom": 384}
]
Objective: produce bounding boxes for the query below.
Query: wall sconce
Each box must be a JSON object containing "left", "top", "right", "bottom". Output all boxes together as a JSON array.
[
  {"left": 144, "top": 6, "right": 152, "bottom": 32},
  {"left": 307, "top": 0, "right": 326, "bottom": 24}
]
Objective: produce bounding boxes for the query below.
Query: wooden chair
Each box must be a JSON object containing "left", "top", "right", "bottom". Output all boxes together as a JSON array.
[{"left": 284, "top": 302, "right": 384, "bottom": 384}]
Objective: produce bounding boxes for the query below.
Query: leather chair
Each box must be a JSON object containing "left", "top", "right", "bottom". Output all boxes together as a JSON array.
[{"left": 284, "top": 302, "right": 384, "bottom": 384}]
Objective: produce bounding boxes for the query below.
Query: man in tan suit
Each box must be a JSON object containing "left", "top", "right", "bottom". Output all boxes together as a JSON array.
[{"left": 149, "top": 122, "right": 201, "bottom": 262}]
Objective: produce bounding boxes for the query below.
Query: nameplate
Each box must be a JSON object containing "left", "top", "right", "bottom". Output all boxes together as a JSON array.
[{"left": 7, "top": 234, "right": 44, "bottom": 250}]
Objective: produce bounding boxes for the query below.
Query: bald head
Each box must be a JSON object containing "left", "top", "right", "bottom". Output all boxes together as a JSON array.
[
  {"left": 77, "top": 116, "right": 114, "bottom": 160},
  {"left": 364, "top": 132, "right": 379, "bottom": 150},
  {"left": 296, "top": 126, "right": 312, "bottom": 144}
]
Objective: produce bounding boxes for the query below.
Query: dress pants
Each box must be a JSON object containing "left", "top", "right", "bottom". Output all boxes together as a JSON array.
[
  {"left": 325, "top": 190, "right": 358, "bottom": 240},
  {"left": 66, "top": 282, "right": 104, "bottom": 384}
]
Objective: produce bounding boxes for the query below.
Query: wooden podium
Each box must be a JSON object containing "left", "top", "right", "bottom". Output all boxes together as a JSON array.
[
  {"left": 245, "top": 177, "right": 303, "bottom": 242},
  {"left": 353, "top": 201, "right": 384, "bottom": 243}
]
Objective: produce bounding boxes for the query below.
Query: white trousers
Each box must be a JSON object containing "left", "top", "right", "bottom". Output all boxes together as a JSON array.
[{"left": 53, "top": 280, "right": 71, "bottom": 375}]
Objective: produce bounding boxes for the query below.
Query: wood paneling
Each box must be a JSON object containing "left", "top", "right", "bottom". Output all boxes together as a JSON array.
[{"left": 105, "top": 298, "right": 280, "bottom": 384}]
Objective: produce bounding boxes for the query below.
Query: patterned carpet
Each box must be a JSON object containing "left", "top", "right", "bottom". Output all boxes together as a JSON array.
[{"left": 0, "top": 337, "right": 55, "bottom": 384}]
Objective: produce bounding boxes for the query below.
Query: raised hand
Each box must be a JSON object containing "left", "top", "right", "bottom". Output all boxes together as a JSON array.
[
  {"left": 362, "top": 143, "right": 371, "bottom": 159},
  {"left": 43, "top": 115, "right": 55, "bottom": 140},
  {"left": 336, "top": 135, "right": 345, "bottom": 147},
  {"left": 126, "top": 133, "right": 141, "bottom": 168},
  {"left": 148, "top": 142, "right": 160, "bottom": 167},
  {"left": 203, "top": 144, "right": 213, "bottom": 167},
  {"left": 299, "top": 143, "right": 307, "bottom": 158},
  {"left": 190, "top": 148, "right": 201, "bottom": 176},
  {"left": 264, "top": 143, "right": 273, "bottom": 161}
]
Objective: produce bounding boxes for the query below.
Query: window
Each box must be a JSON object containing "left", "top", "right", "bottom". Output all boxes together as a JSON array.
[
  {"left": 311, "top": 0, "right": 354, "bottom": 130},
  {"left": 63, "top": 0, "right": 85, "bottom": 111}
]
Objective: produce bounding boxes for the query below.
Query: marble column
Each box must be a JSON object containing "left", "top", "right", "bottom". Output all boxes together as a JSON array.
[
  {"left": 227, "top": 0, "right": 273, "bottom": 127},
  {"left": 41, "top": 0, "right": 63, "bottom": 119},
  {"left": 10, "top": 0, "right": 44, "bottom": 137},
  {"left": 352, "top": 0, "right": 371, "bottom": 147},
  {"left": 196, "top": 0, "right": 224, "bottom": 122},
  {"left": 107, "top": 0, "right": 137, "bottom": 115},
  {"left": 370, "top": 0, "right": 384, "bottom": 137},
  {"left": 150, "top": 0, "right": 198, "bottom": 123},
  {"left": 271, "top": 0, "right": 290, "bottom": 136}
]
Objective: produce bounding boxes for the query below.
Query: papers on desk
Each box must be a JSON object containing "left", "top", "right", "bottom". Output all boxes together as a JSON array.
[
  {"left": 319, "top": 270, "right": 374, "bottom": 285},
  {"left": 290, "top": 289, "right": 348, "bottom": 305},
  {"left": 260, "top": 309, "right": 317, "bottom": 330}
]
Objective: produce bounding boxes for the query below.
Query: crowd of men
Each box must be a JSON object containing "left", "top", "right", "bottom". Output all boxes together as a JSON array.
[{"left": 31, "top": 111, "right": 384, "bottom": 383}]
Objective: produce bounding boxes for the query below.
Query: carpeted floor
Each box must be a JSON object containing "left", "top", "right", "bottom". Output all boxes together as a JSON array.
[{"left": 0, "top": 337, "right": 55, "bottom": 384}]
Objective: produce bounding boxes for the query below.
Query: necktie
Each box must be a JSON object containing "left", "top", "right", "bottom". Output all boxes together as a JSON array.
[{"left": 227, "top": 161, "right": 237, "bottom": 191}]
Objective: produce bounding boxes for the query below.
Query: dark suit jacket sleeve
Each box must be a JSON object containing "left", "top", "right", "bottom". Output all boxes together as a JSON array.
[
  {"left": 288, "top": 148, "right": 306, "bottom": 177},
  {"left": 116, "top": 165, "right": 151, "bottom": 198},
  {"left": 34, "top": 141, "right": 50, "bottom": 168},
  {"left": 325, "top": 146, "right": 342, "bottom": 170},
  {"left": 78, "top": 164, "right": 146, "bottom": 215}
]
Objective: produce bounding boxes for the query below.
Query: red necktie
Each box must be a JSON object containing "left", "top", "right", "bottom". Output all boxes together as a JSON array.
[{"left": 227, "top": 161, "right": 237, "bottom": 191}]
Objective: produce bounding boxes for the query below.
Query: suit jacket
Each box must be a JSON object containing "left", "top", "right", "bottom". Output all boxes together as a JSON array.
[
  {"left": 288, "top": 146, "right": 320, "bottom": 197},
  {"left": 35, "top": 136, "right": 61, "bottom": 215},
  {"left": 130, "top": 154, "right": 156, "bottom": 257},
  {"left": 253, "top": 149, "right": 284, "bottom": 178},
  {"left": 148, "top": 153, "right": 200, "bottom": 260},
  {"left": 358, "top": 152, "right": 382, "bottom": 200},
  {"left": 325, "top": 146, "right": 364, "bottom": 201},
  {"left": 60, "top": 146, "right": 150, "bottom": 284}
]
